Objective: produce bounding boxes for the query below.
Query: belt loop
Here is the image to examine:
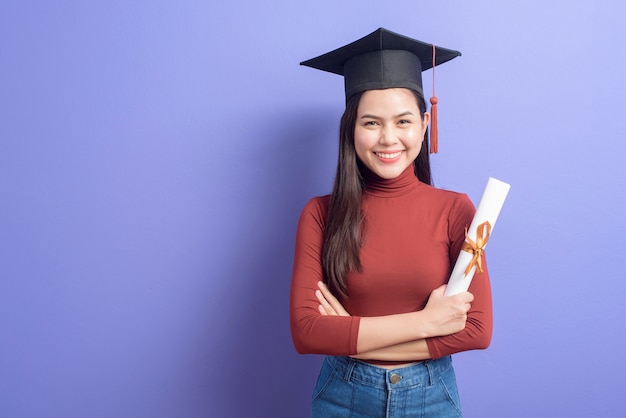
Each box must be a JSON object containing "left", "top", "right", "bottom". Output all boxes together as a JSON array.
[
  {"left": 343, "top": 358, "right": 357, "bottom": 382},
  {"left": 425, "top": 360, "right": 435, "bottom": 386}
]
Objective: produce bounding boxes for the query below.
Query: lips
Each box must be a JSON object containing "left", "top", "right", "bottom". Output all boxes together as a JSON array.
[
  {"left": 374, "top": 151, "right": 404, "bottom": 164},
  {"left": 375, "top": 151, "right": 402, "bottom": 159}
]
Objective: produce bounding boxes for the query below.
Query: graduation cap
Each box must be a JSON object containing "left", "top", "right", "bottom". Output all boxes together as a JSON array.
[{"left": 300, "top": 28, "right": 461, "bottom": 153}]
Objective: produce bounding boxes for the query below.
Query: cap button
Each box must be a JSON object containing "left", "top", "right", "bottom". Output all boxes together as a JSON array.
[{"left": 390, "top": 373, "right": 402, "bottom": 384}]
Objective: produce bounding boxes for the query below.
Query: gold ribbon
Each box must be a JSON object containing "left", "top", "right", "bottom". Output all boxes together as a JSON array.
[{"left": 461, "top": 221, "right": 491, "bottom": 276}]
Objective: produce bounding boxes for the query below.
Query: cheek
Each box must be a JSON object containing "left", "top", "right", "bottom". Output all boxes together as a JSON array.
[
  {"left": 353, "top": 129, "right": 374, "bottom": 154},
  {"left": 405, "top": 128, "right": 425, "bottom": 148}
]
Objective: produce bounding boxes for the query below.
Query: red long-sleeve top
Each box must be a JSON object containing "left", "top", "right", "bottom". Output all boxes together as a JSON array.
[{"left": 290, "top": 166, "right": 492, "bottom": 362}]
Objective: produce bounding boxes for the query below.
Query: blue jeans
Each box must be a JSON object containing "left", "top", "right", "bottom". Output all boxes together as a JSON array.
[{"left": 311, "top": 355, "right": 462, "bottom": 418}]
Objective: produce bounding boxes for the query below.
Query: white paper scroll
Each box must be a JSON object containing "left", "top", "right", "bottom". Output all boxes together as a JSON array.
[{"left": 444, "top": 177, "right": 511, "bottom": 296}]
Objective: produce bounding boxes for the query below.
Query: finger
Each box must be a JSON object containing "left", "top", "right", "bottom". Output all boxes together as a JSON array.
[
  {"left": 318, "top": 282, "right": 351, "bottom": 316},
  {"left": 458, "top": 291, "right": 474, "bottom": 303},
  {"left": 318, "top": 283, "right": 344, "bottom": 315},
  {"left": 316, "top": 290, "right": 337, "bottom": 316},
  {"left": 330, "top": 304, "right": 349, "bottom": 316},
  {"left": 318, "top": 304, "right": 328, "bottom": 315},
  {"left": 315, "top": 289, "right": 325, "bottom": 304},
  {"left": 452, "top": 293, "right": 472, "bottom": 305},
  {"left": 326, "top": 297, "right": 345, "bottom": 315},
  {"left": 326, "top": 293, "right": 349, "bottom": 316},
  {"left": 318, "top": 281, "right": 337, "bottom": 301}
]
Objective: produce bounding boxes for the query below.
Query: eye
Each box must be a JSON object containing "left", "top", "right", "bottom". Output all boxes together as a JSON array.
[
  {"left": 363, "top": 120, "right": 379, "bottom": 126},
  {"left": 398, "top": 119, "right": 411, "bottom": 125}
]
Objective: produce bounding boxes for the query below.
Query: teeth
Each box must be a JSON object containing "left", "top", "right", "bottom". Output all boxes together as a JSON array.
[{"left": 376, "top": 151, "right": 402, "bottom": 159}]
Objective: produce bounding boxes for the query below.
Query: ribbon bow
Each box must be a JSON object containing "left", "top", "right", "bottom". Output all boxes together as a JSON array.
[{"left": 461, "top": 221, "right": 492, "bottom": 276}]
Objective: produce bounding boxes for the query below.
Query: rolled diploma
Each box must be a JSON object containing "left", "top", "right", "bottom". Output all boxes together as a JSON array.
[{"left": 444, "top": 177, "right": 511, "bottom": 296}]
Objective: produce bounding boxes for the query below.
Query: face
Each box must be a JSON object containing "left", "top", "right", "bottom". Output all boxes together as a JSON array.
[{"left": 354, "top": 88, "right": 429, "bottom": 180}]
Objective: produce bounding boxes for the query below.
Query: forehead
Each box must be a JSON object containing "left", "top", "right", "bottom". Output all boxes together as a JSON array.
[{"left": 357, "top": 88, "right": 419, "bottom": 113}]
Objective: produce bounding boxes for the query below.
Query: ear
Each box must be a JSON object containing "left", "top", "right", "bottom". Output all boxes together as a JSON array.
[{"left": 421, "top": 112, "right": 431, "bottom": 134}]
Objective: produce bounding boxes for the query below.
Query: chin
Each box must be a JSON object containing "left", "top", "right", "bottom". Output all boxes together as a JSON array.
[{"left": 374, "top": 169, "right": 404, "bottom": 179}]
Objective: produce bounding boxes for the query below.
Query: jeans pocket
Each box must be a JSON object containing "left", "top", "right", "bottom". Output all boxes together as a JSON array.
[
  {"left": 437, "top": 367, "right": 463, "bottom": 417},
  {"left": 311, "top": 358, "right": 337, "bottom": 402}
]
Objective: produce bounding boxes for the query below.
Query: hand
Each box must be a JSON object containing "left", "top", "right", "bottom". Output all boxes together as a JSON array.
[
  {"left": 315, "top": 281, "right": 350, "bottom": 316},
  {"left": 422, "top": 285, "right": 473, "bottom": 337}
]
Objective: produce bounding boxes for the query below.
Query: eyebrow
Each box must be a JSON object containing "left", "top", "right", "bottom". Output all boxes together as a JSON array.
[{"left": 359, "top": 111, "right": 415, "bottom": 119}]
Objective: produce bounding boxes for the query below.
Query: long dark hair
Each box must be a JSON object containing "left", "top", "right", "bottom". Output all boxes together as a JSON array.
[{"left": 322, "top": 89, "right": 432, "bottom": 298}]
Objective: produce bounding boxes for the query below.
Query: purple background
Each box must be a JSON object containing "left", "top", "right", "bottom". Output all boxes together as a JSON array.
[{"left": 1, "top": 1, "right": 625, "bottom": 417}]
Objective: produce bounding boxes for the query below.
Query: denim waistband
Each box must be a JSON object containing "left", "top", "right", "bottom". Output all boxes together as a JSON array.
[{"left": 325, "top": 355, "right": 453, "bottom": 390}]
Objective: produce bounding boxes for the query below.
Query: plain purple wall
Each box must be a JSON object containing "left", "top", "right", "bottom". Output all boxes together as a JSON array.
[{"left": 1, "top": 1, "right": 625, "bottom": 417}]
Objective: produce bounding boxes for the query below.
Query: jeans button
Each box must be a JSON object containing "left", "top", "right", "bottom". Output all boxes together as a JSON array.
[{"left": 390, "top": 373, "right": 402, "bottom": 384}]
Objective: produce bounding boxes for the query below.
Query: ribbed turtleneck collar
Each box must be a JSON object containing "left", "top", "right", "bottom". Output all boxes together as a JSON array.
[{"left": 362, "top": 165, "right": 421, "bottom": 198}]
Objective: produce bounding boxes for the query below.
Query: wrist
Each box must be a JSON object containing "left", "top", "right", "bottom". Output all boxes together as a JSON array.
[{"left": 413, "top": 311, "right": 434, "bottom": 339}]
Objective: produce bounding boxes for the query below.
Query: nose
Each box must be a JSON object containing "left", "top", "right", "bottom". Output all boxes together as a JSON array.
[{"left": 379, "top": 125, "right": 398, "bottom": 145}]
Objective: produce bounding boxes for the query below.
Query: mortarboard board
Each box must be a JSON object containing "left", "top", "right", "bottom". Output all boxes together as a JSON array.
[
  {"left": 300, "top": 28, "right": 461, "bottom": 100},
  {"left": 300, "top": 28, "right": 462, "bottom": 153}
]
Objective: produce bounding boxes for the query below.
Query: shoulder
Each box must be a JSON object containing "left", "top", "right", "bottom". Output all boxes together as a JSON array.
[
  {"left": 301, "top": 194, "right": 331, "bottom": 215},
  {"left": 298, "top": 195, "right": 331, "bottom": 228},
  {"left": 419, "top": 183, "right": 474, "bottom": 211},
  {"left": 414, "top": 184, "right": 475, "bottom": 230}
]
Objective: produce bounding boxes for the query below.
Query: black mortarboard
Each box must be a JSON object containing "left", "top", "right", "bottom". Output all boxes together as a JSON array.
[
  {"left": 300, "top": 28, "right": 462, "bottom": 153},
  {"left": 300, "top": 28, "right": 461, "bottom": 100}
]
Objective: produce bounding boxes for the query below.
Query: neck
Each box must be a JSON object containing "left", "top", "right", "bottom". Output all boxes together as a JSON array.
[{"left": 361, "top": 165, "right": 420, "bottom": 197}]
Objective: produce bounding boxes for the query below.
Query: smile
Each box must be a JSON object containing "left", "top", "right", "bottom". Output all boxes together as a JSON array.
[{"left": 375, "top": 151, "right": 402, "bottom": 159}]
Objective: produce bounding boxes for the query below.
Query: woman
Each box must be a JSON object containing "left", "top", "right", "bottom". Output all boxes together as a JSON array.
[{"left": 290, "top": 28, "right": 492, "bottom": 417}]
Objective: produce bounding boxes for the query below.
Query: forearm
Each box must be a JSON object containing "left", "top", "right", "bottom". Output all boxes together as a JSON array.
[
  {"left": 356, "top": 311, "right": 434, "bottom": 353},
  {"left": 352, "top": 338, "right": 432, "bottom": 362},
  {"left": 315, "top": 281, "right": 472, "bottom": 355}
]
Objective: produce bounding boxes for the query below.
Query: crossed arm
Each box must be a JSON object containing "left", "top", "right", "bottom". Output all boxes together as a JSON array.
[
  {"left": 290, "top": 197, "right": 491, "bottom": 361},
  {"left": 315, "top": 281, "right": 473, "bottom": 361}
]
